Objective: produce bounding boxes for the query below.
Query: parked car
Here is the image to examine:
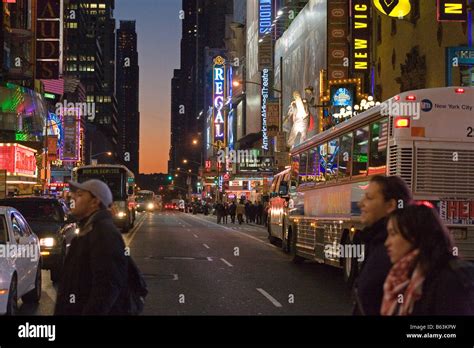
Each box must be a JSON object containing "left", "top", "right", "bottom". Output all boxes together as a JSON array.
[
  {"left": 0, "top": 207, "right": 42, "bottom": 315},
  {"left": 0, "top": 197, "right": 77, "bottom": 282}
]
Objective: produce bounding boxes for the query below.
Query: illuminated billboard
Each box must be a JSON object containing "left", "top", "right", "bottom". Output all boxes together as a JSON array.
[
  {"left": 213, "top": 56, "right": 226, "bottom": 147},
  {"left": 0, "top": 144, "right": 37, "bottom": 177}
]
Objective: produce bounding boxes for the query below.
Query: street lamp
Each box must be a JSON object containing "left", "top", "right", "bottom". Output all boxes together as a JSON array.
[{"left": 90, "top": 151, "right": 112, "bottom": 164}]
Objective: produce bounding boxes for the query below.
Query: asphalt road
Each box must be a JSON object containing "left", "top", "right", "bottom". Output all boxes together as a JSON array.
[{"left": 18, "top": 211, "right": 353, "bottom": 316}]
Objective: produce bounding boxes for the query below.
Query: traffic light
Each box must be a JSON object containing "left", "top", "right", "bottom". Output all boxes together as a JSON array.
[{"left": 168, "top": 175, "right": 173, "bottom": 181}]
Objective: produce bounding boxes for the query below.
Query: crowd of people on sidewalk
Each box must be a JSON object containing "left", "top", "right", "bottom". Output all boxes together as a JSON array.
[{"left": 213, "top": 199, "right": 269, "bottom": 226}]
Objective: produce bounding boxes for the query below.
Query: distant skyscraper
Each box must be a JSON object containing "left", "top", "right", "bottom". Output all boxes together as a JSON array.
[{"left": 116, "top": 20, "right": 140, "bottom": 174}]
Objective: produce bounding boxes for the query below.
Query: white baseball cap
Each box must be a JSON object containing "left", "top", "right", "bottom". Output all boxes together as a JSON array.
[{"left": 68, "top": 179, "right": 114, "bottom": 208}]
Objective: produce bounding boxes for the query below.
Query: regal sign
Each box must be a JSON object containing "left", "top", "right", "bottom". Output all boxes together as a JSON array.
[
  {"left": 36, "top": 0, "right": 61, "bottom": 79},
  {"left": 213, "top": 56, "right": 226, "bottom": 147}
]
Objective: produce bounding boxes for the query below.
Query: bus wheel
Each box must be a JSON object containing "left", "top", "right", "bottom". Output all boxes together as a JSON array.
[
  {"left": 267, "top": 223, "right": 277, "bottom": 244},
  {"left": 289, "top": 228, "right": 304, "bottom": 264}
]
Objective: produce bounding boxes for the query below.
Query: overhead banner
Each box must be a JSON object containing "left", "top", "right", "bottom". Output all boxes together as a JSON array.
[{"left": 60, "top": 111, "right": 80, "bottom": 162}]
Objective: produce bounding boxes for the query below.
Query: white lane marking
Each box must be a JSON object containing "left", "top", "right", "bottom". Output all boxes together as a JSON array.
[
  {"left": 257, "top": 288, "right": 283, "bottom": 308},
  {"left": 164, "top": 256, "right": 196, "bottom": 260},
  {"left": 189, "top": 215, "right": 280, "bottom": 250},
  {"left": 207, "top": 257, "right": 213, "bottom": 262},
  {"left": 193, "top": 234, "right": 198, "bottom": 239},
  {"left": 124, "top": 213, "right": 147, "bottom": 247},
  {"left": 220, "top": 258, "right": 233, "bottom": 267},
  {"left": 203, "top": 243, "right": 210, "bottom": 249}
]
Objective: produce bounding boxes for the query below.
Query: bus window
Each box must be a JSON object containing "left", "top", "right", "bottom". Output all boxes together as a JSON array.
[
  {"left": 299, "top": 152, "right": 308, "bottom": 185},
  {"left": 317, "top": 143, "right": 327, "bottom": 182},
  {"left": 326, "top": 138, "right": 339, "bottom": 181},
  {"left": 352, "top": 127, "right": 369, "bottom": 177},
  {"left": 369, "top": 119, "right": 388, "bottom": 175},
  {"left": 291, "top": 155, "right": 300, "bottom": 180},
  {"left": 307, "top": 147, "right": 318, "bottom": 183},
  {"left": 339, "top": 133, "right": 353, "bottom": 179}
]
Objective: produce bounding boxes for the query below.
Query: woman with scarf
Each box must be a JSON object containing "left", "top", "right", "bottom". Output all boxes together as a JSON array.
[{"left": 381, "top": 204, "right": 474, "bottom": 315}]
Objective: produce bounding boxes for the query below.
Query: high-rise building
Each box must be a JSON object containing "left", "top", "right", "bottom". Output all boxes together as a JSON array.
[
  {"left": 116, "top": 20, "right": 140, "bottom": 175},
  {"left": 169, "top": 0, "right": 233, "bottom": 178},
  {"left": 64, "top": 0, "right": 119, "bottom": 163}
]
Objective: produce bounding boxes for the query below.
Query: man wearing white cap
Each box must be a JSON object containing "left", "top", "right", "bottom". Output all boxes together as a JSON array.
[{"left": 55, "top": 179, "right": 129, "bottom": 315}]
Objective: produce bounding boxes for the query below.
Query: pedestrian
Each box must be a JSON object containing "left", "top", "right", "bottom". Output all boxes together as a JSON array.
[
  {"left": 55, "top": 180, "right": 129, "bottom": 315},
  {"left": 229, "top": 201, "right": 237, "bottom": 224},
  {"left": 244, "top": 201, "right": 250, "bottom": 223},
  {"left": 263, "top": 200, "right": 269, "bottom": 227},
  {"left": 223, "top": 202, "right": 229, "bottom": 224},
  {"left": 353, "top": 175, "right": 413, "bottom": 315},
  {"left": 236, "top": 200, "right": 245, "bottom": 225},
  {"left": 381, "top": 204, "right": 474, "bottom": 315},
  {"left": 215, "top": 202, "right": 224, "bottom": 224},
  {"left": 256, "top": 201, "right": 264, "bottom": 225}
]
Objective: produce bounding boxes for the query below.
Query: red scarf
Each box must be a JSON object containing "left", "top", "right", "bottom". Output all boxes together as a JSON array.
[{"left": 381, "top": 249, "right": 425, "bottom": 316}]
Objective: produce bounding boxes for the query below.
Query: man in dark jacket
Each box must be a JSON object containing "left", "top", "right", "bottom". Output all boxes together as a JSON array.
[
  {"left": 55, "top": 179, "right": 128, "bottom": 316},
  {"left": 228, "top": 201, "right": 237, "bottom": 224}
]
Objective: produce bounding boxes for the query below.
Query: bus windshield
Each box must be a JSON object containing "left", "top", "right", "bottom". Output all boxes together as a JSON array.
[{"left": 76, "top": 168, "right": 126, "bottom": 200}]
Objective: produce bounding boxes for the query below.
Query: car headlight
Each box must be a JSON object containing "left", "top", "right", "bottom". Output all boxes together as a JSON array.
[
  {"left": 147, "top": 203, "right": 154, "bottom": 210},
  {"left": 117, "top": 211, "right": 127, "bottom": 218},
  {"left": 137, "top": 204, "right": 141, "bottom": 208},
  {"left": 40, "top": 237, "right": 55, "bottom": 247}
]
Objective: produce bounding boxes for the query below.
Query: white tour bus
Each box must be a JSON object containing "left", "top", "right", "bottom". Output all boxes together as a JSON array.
[{"left": 268, "top": 87, "right": 474, "bottom": 283}]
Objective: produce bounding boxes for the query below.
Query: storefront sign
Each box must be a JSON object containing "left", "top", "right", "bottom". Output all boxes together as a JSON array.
[
  {"left": 36, "top": 0, "right": 61, "bottom": 79},
  {"left": 373, "top": 0, "right": 411, "bottom": 18},
  {"left": 0, "top": 144, "right": 37, "bottom": 177},
  {"left": 352, "top": 0, "right": 371, "bottom": 71},
  {"left": 437, "top": 0, "right": 467, "bottom": 22},
  {"left": 261, "top": 69, "right": 270, "bottom": 151},
  {"left": 446, "top": 47, "right": 474, "bottom": 86},
  {"left": 213, "top": 56, "right": 226, "bottom": 146}
]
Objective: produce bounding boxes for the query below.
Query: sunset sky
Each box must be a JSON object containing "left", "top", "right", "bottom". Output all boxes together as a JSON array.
[{"left": 115, "top": 0, "right": 182, "bottom": 174}]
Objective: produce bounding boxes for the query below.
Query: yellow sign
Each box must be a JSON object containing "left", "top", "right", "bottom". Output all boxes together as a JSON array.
[{"left": 373, "top": 0, "right": 411, "bottom": 18}]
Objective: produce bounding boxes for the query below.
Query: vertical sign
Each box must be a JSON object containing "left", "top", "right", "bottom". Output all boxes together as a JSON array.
[
  {"left": 352, "top": 0, "right": 371, "bottom": 72},
  {"left": 0, "top": 170, "right": 6, "bottom": 199},
  {"left": 60, "top": 109, "right": 80, "bottom": 161},
  {"left": 36, "top": 0, "right": 61, "bottom": 79},
  {"left": 258, "top": 0, "right": 273, "bottom": 71},
  {"left": 261, "top": 68, "right": 270, "bottom": 151},
  {"left": 437, "top": 0, "right": 467, "bottom": 22},
  {"left": 328, "top": 0, "right": 349, "bottom": 79},
  {"left": 213, "top": 56, "right": 226, "bottom": 147}
]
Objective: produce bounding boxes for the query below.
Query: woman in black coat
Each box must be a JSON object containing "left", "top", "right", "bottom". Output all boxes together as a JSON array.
[{"left": 381, "top": 204, "right": 474, "bottom": 315}]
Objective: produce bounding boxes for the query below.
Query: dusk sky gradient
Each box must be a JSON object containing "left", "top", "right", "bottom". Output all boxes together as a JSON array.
[{"left": 115, "top": 0, "right": 182, "bottom": 174}]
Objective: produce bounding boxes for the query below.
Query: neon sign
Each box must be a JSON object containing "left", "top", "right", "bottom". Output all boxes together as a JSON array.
[
  {"left": 352, "top": 0, "right": 371, "bottom": 71},
  {"left": 259, "top": 0, "right": 272, "bottom": 36},
  {"left": 213, "top": 56, "right": 226, "bottom": 146},
  {"left": 373, "top": 0, "right": 411, "bottom": 18},
  {"left": 261, "top": 68, "right": 270, "bottom": 151}
]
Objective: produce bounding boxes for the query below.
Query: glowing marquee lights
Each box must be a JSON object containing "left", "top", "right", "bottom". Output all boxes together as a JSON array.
[{"left": 213, "top": 56, "right": 226, "bottom": 146}]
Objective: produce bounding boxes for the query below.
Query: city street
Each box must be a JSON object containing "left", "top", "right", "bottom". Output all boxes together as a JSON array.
[{"left": 18, "top": 211, "right": 352, "bottom": 316}]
